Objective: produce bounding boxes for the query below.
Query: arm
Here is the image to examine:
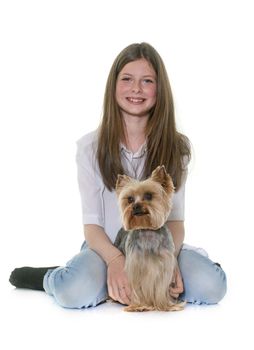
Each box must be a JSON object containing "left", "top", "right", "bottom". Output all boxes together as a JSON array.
[
  {"left": 84, "top": 224, "right": 131, "bottom": 305},
  {"left": 167, "top": 220, "right": 185, "bottom": 257},
  {"left": 167, "top": 220, "right": 185, "bottom": 298},
  {"left": 167, "top": 162, "right": 188, "bottom": 297},
  {"left": 84, "top": 224, "right": 123, "bottom": 265}
]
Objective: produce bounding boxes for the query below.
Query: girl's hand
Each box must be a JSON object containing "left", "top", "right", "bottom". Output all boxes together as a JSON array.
[
  {"left": 169, "top": 262, "right": 184, "bottom": 299},
  {"left": 107, "top": 254, "right": 131, "bottom": 305}
]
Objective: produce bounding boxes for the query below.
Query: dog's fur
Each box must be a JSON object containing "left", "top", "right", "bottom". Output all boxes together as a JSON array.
[{"left": 114, "top": 166, "right": 185, "bottom": 311}]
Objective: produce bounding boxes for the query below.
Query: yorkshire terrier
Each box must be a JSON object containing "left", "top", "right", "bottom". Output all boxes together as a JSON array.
[{"left": 114, "top": 165, "right": 185, "bottom": 312}]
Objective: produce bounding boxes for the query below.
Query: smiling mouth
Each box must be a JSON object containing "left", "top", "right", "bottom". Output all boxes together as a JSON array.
[{"left": 127, "top": 97, "right": 145, "bottom": 104}]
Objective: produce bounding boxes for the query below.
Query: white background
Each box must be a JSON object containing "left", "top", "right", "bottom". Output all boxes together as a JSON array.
[{"left": 1, "top": 0, "right": 253, "bottom": 349}]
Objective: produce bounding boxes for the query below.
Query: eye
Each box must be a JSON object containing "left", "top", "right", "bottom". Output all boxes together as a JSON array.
[
  {"left": 121, "top": 77, "right": 131, "bottom": 81},
  {"left": 127, "top": 196, "right": 135, "bottom": 204},
  {"left": 143, "top": 192, "right": 153, "bottom": 201},
  {"left": 143, "top": 79, "right": 154, "bottom": 84}
]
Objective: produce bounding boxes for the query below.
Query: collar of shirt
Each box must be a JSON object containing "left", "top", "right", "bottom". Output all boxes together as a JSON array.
[
  {"left": 119, "top": 141, "right": 147, "bottom": 179},
  {"left": 119, "top": 141, "right": 147, "bottom": 160}
]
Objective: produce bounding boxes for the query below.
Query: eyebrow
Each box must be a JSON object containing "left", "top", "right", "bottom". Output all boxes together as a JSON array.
[{"left": 120, "top": 73, "right": 156, "bottom": 79}]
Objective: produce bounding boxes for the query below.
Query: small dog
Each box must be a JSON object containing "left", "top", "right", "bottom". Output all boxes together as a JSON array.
[{"left": 114, "top": 165, "right": 185, "bottom": 312}]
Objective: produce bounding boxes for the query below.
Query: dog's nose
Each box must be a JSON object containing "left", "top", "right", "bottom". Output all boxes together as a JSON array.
[{"left": 132, "top": 204, "right": 144, "bottom": 216}]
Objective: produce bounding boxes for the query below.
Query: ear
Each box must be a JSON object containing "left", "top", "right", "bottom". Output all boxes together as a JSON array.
[
  {"left": 115, "top": 174, "right": 132, "bottom": 196},
  {"left": 150, "top": 166, "right": 175, "bottom": 195}
]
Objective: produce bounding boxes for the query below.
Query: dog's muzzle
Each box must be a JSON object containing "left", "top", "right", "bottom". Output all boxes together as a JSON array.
[{"left": 132, "top": 204, "right": 146, "bottom": 216}]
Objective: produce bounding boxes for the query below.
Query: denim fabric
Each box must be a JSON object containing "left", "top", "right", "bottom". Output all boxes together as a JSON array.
[
  {"left": 43, "top": 242, "right": 107, "bottom": 308},
  {"left": 43, "top": 242, "right": 227, "bottom": 309},
  {"left": 178, "top": 248, "right": 227, "bottom": 304}
]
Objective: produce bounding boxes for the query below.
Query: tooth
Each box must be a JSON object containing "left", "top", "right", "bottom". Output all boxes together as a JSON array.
[{"left": 130, "top": 98, "right": 143, "bottom": 102}]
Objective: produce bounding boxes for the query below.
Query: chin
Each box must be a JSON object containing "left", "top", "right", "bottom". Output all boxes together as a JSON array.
[{"left": 119, "top": 105, "right": 153, "bottom": 119}]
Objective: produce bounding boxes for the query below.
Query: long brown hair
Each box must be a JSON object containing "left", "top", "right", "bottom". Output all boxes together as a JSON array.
[{"left": 97, "top": 42, "right": 191, "bottom": 191}]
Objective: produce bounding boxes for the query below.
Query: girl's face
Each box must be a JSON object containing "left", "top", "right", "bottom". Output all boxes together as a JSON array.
[{"left": 115, "top": 59, "right": 157, "bottom": 119}]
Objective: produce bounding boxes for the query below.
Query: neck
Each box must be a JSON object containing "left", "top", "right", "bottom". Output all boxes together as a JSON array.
[{"left": 122, "top": 114, "right": 148, "bottom": 153}]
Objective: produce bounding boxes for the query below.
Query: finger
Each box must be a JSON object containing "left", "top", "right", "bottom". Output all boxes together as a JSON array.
[
  {"left": 169, "top": 286, "right": 180, "bottom": 295},
  {"left": 108, "top": 279, "right": 120, "bottom": 302},
  {"left": 175, "top": 279, "right": 184, "bottom": 294},
  {"left": 173, "top": 270, "right": 184, "bottom": 293},
  {"left": 124, "top": 285, "right": 132, "bottom": 300},
  {"left": 117, "top": 275, "right": 131, "bottom": 303},
  {"left": 170, "top": 285, "right": 183, "bottom": 294},
  {"left": 113, "top": 281, "right": 128, "bottom": 305},
  {"left": 170, "top": 292, "right": 179, "bottom": 299},
  {"left": 175, "top": 268, "right": 181, "bottom": 283},
  {"left": 119, "top": 287, "right": 131, "bottom": 305},
  {"left": 169, "top": 286, "right": 179, "bottom": 298},
  {"left": 118, "top": 290, "right": 130, "bottom": 305},
  {"left": 170, "top": 287, "right": 183, "bottom": 295},
  {"left": 107, "top": 281, "right": 114, "bottom": 300},
  {"left": 122, "top": 278, "right": 132, "bottom": 299},
  {"left": 112, "top": 283, "right": 123, "bottom": 304},
  {"left": 169, "top": 282, "right": 183, "bottom": 295}
]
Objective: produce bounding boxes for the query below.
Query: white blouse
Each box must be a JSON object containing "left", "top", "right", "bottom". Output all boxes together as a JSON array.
[{"left": 76, "top": 129, "right": 187, "bottom": 243}]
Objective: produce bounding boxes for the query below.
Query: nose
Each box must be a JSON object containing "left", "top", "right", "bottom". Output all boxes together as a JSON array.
[
  {"left": 132, "top": 80, "right": 142, "bottom": 93},
  {"left": 132, "top": 203, "right": 144, "bottom": 216}
]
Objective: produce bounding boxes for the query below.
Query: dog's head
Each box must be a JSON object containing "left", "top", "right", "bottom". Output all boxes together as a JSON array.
[{"left": 115, "top": 166, "right": 174, "bottom": 230}]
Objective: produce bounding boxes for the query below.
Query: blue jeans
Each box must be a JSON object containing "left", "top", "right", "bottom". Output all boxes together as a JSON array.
[{"left": 43, "top": 242, "right": 227, "bottom": 309}]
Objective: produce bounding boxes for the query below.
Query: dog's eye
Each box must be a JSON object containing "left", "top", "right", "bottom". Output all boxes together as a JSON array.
[
  {"left": 127, "top": 196, "right": 135, "bottom": 204},
  {"left": 143, "top": 192, "right": 152, "bottom": 201}
]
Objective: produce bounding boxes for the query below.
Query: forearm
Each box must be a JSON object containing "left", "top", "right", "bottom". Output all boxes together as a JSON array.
[
  {"left": 84, "top": 224, "right": 123, "bottom": 265},
  {"left": 167, "top": 221, "right": 185, "bottom": 257}
]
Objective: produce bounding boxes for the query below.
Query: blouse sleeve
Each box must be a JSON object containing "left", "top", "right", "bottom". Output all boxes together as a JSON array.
[
  {"left": 167, "top": 158, "right": 189, "bottom": 221},
  {"left": 76, "top": 136, "right": 105, "bottom": 228}
]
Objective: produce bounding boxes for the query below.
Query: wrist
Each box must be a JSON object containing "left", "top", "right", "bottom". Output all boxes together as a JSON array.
[
  {"left": 106, "top": 252, "right": 124, "bottom": 267},
  {"left": 174, "top": 244, "right": 183, "bottom": 258}
]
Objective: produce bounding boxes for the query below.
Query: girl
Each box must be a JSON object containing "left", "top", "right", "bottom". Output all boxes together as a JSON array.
[{"left": 9, "top": 42, "right": 227, "bottom": 308}]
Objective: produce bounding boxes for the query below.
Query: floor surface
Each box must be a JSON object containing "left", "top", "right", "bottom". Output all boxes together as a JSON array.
[{"left": 2, "top": 275, "right": 252, "bottom": 350}]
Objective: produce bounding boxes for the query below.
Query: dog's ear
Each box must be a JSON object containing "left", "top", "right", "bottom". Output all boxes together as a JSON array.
[
  {"left": 151, "top": 166, "right": 175, "bottom": 195},
  {"left": 115, "top": 174, "right": 132, "bottom": 196}
]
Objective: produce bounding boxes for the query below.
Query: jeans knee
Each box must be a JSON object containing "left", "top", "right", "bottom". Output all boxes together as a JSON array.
[
  {"left": 198, "top": 267, "right": 227, "bottom": 304},
  {"left": 46, "top": 257, "right": 108, "bottom": 309},
  {"left": 54, "top": 271, "right": 107, "bottom": 309},
  {"left": 179, "top": 249, "right": 227, "bottom": 305}
]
